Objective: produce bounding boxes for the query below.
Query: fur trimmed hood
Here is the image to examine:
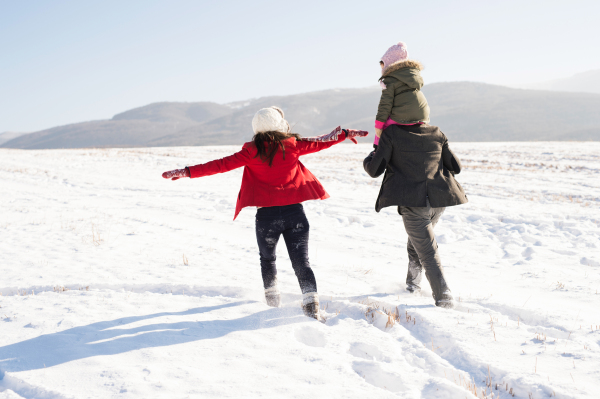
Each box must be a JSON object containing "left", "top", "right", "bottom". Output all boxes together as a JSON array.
[{"left": 381, "top": 59, "right": 423, "bottom": 79}]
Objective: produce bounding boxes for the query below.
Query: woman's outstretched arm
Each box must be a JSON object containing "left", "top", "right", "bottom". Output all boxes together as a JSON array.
[
  {"left": 162, "top": 145, "right": 253, "bottom": 180},
  {"left": 297, "top": 127, "right": 368, "bottom": 156}
]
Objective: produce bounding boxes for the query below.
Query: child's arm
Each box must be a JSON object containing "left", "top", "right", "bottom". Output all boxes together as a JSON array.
[
  {"left": 162, "top": 146, "right": 253, "bottom": 180},
  {"left": 375, "top": 79, "right": 395, "bottom": 130}
]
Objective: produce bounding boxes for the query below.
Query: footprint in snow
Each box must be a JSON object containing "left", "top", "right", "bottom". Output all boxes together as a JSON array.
[
  {"left": 348, "top": 342, "right": 389, "bottom": 363},
  {"left": 294, "top": 326, "right": 326, "bottom": 347},
  {"left": 352, "top": 361, "right": 405, "bottom": 392}
]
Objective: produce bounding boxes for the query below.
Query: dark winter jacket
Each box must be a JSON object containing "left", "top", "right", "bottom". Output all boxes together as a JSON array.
[
  {"left": 363, "top": 124, "right": 467, "bottom": 212},
  {"left": 187, "top": 132, "right": 350, "bottom": 220},
  {"left": 376, "top": 60, "right": 430, "bottom": 125}
]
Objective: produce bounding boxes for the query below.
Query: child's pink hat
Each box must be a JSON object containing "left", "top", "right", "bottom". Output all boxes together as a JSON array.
[{"left": 381, "top": 42, "right": 409, "bottom": 69}]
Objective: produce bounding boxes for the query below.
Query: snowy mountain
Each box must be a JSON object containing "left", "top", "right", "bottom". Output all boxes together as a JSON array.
[
  {"left": 520, "top": 69, "right": 600, "bottom": 94},
  {"left": 1, "top": 103, "right": 233, "bottom": 150},
  {"left": 3, "top": 82, "right": 600, "bottom": 149}
]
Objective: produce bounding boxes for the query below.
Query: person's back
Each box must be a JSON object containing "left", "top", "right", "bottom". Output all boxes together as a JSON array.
[
  {"left": 365, "top": 124, "right": 467, "bottom": 211},
  {"left": 232, "top": 136, "right": 342, "bottom": 216},
  {"left": 363, "top": 124, "right": 467, "bottom": 308},
  {"left": 240, "top": 138, "right": 324, "bottom": 187}
]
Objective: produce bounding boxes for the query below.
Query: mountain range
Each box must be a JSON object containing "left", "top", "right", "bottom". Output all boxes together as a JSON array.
[
  {"left": 0, "top": 131, "right": 28, "bottom": 146},
  {"left": 520, "top": 69, "right": 600, "bottom": 94},
  {"left": 3, "top": 81, "right": 600, "bottom": 149}
]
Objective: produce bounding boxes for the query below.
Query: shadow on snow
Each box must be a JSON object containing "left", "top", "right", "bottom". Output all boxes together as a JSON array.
[{"left": 0, "top": 300, "right": 306, "bottom": 374}]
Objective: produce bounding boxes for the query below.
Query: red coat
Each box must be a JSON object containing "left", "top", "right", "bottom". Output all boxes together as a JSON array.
[{"left": 187, "top": 133, "right": 348, "bottom": 220}]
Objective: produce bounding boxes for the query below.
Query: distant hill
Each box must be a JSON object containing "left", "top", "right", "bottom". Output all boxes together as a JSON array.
[
  {"left": 112, "top": 101, "right": 232, "bottom": 124},
  {"left": 148, "top": 88, "right": 381, "bottom": 146},
  {"left": 424, "top": 82, "right": 600, "bottom": 141},
  {"left": 3, "top": 82, "right": 600, "bottom": 149},
  {"left": 520, "top": 69, "right": 600, "bottom": 94},
  {"left": 0, "top": 131, "right": 28, "bottom": 146}
]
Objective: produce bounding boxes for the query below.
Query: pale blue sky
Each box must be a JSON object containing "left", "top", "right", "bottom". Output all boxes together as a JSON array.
[{"left": 1, "top": 0, "right": 599, "bottom": 132}]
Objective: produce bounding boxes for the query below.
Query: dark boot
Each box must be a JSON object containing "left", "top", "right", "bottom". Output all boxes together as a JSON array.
[
  {"left": 264, "top": 283, "right": 280, "bottom": 307},
  {"left": 435, "top": 289, "right": 455, "bottom": 309},
  {"left": 302, "top": 292, "right": 324, "bottom": 321},
  {"left": 406, "top": 260, "right": 422, "bottom": 293}
]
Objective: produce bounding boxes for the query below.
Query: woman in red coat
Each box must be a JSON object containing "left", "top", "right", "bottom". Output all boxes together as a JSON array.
[{"left": 162, "top": 106, "right": 367, "bottom": 320}]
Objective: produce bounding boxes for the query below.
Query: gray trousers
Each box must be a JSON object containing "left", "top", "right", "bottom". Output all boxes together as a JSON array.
[{"left": 399, "top": 199, "right": 451, "bottom": 302}]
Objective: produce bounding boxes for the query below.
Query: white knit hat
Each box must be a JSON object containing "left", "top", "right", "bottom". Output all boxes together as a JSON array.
[{"left": 251, "top": 106, "right": 290, "bottom": 134}]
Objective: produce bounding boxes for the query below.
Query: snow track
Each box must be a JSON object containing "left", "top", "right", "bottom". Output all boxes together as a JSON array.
[
  {"left": 0, "top": 370, "right": 71, "bottom": 399},
  {"left": 0, "top": 284, "right": 248, "bottom": 299},
  {"left": 326, "top": 296, "right": 569, "bottom": 399},
  {"left": 1, "top": 143, "right": 600, "bottom": 398}
]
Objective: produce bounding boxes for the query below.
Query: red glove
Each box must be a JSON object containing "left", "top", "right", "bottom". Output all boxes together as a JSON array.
[
  {"left": 297, "top": 126, "right": 369, "bottom": 144},
  {"left": 162, "top": 168, "right": 190, "bottom": 181},
  {"left": 343, "top": 129, "right": 369, "bottom": 144},
  {"left": 300, "top": 126, "right": 344, "bottom": 142}
]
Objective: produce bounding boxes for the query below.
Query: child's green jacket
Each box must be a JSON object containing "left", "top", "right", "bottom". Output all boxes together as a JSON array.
[{"left": 377, "top": 60, "right": 430, "bottom": 125}]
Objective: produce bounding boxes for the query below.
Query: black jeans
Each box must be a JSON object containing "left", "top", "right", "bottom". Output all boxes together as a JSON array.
[{"left": 255, "top": 204, "right": 316, "bottom": 294}]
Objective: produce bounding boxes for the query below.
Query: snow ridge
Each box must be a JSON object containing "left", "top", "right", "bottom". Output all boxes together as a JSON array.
[{"left": 0, "top": 369, "right": 71, "bottom": 399}]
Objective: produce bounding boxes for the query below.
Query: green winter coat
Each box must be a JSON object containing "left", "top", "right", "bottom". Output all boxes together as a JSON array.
[{"left": 376, "top": 60, "right": 430, "bottom": 125}]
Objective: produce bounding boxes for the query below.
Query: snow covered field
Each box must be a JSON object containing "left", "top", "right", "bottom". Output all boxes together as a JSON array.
[{"left": 1, "top": 142, "right": 599, "bottom": 399}]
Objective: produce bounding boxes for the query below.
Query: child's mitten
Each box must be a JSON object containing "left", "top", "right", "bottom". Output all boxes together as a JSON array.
[
  {"left": 162, "top": 168, "right": 190, "bottom": 180},
  {"left": 343, "top": 128, "right": 369, "bottom": 144}
]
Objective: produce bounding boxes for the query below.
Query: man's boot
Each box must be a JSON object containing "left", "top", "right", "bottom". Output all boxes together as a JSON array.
[{"left": 406, "top": 260, "right": 423, "bottom": 293}]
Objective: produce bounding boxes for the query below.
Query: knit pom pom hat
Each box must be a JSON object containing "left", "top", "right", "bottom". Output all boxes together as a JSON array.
[
  {"left": 381, "top": 42, "right": 409, "bottom": 71},
  {"left": 252, "top": 106, "right": 291, "bottom": 134}
]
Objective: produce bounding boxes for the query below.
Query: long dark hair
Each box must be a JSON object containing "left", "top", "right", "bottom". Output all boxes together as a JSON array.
[{"left": 252, "top": 131, "right": 301, "bottom": 167}]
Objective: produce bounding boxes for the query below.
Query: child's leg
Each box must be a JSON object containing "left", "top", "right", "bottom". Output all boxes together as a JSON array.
[
  {"left": 281, "top": 211, "right": 322, "bottom": 321},
  {"left": 281, "top": 209, "right": 317, "bottom": 294}
]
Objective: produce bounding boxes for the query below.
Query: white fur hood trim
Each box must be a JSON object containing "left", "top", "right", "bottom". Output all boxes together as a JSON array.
[{"left": 381, "top": 59, "right": 424, "bottom": 77}]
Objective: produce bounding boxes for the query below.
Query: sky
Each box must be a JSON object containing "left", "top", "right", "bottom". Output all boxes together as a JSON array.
[{"left": 1, "top": 0, "right": 599, "bottom": 133}]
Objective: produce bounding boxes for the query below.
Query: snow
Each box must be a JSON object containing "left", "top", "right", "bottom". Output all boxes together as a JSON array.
[{"left": 1, "top": 142, "right": 599, "bottom": 399}]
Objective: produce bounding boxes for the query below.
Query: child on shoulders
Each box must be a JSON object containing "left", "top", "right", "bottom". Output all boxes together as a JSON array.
[{"left": 374, "top": 42, "right": 430, "bottom": 147}]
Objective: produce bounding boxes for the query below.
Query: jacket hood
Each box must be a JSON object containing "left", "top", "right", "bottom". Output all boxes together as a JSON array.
[{"left": 381, "top": 59, "right": 423, "bottom": 78}]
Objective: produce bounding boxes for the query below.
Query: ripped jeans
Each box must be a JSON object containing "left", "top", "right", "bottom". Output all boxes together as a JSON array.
[{"left": 255, "top": 204, "right": 317, "bottom": 294}]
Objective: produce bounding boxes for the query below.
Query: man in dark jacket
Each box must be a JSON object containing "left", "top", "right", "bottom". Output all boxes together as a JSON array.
[{"left": 363, "top": 124, "right": 468, "bottom": 308}]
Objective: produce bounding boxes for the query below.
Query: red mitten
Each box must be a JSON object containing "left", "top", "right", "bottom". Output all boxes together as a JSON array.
[
  {"left": 343, "top": 129, "right": 369, "bottom": 144},
  {"left": 162, "top": 168, "right": 190, "bottom": 181},
  {"left": 300, "top": 126, "right": 344, "bottom": 142}
]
